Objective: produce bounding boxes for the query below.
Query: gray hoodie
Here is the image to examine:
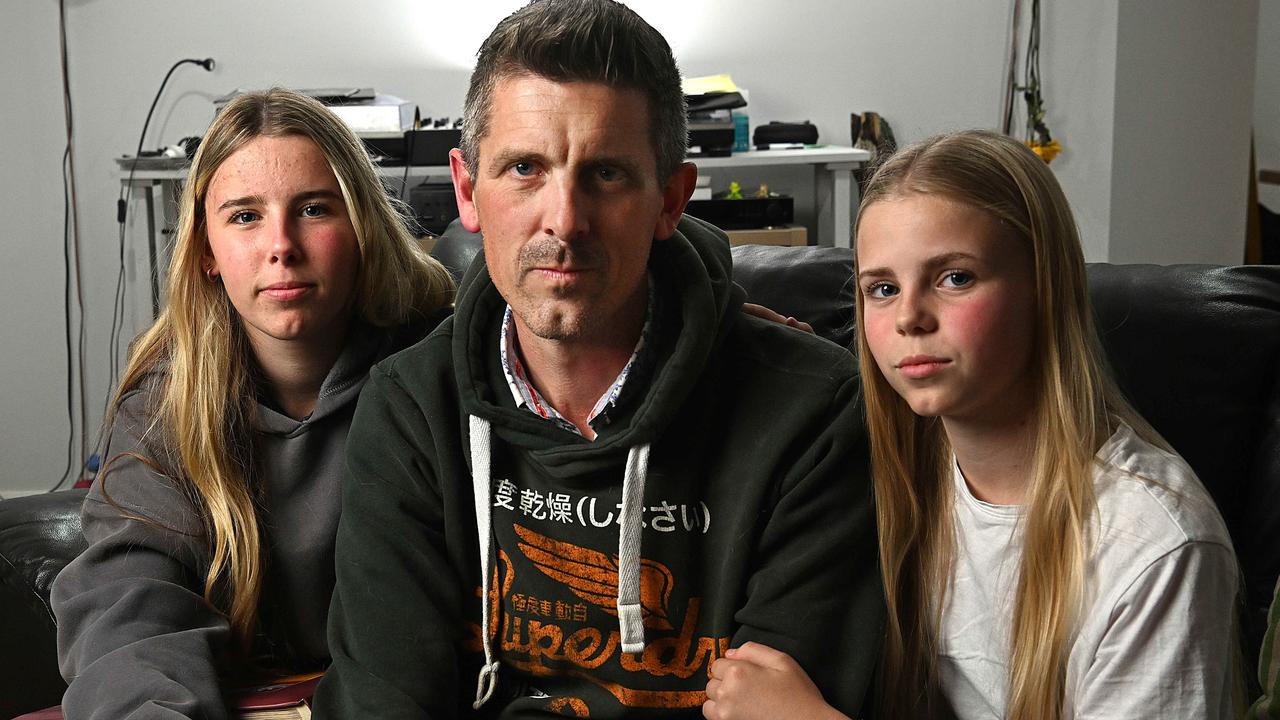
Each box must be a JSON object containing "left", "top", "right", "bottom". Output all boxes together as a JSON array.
[{"left": 51, "top": 320, "right": 429, "bottom": 720}]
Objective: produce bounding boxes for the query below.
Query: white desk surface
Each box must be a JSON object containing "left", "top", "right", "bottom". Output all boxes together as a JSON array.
[
  {"left": 119, "top": 145, "right": 871, "bottom": 182},
  {"left": 692, "top": 145, "right": 870, "bottom": 169}
]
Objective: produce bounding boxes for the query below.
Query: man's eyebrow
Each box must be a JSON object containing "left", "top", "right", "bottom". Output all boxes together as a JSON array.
[
  {"left": 214, "top": 189, "right": 343, "bottom": 214},
  {"left": 486, "top": 149, "right": 546, "bottom": 177},
  {"left": 586, "top": 155, "right": 643, "bottom": 173}
]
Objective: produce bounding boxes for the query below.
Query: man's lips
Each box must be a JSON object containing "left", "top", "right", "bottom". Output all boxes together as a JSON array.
[
  {"left": 259, "top": 282, "right": 313, "bottom": 300},
  {"left": 895, "top": 355, "right": 951, "bottom": 379},
  {"left": 531, "top": 267, "right": 591, "bottom": 283}
]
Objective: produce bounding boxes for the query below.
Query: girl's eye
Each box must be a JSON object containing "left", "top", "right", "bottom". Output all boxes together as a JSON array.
[
  {"left": 230, "top": 210, "right": 259, "bottom": 225},
  {"left": 941, "top": 271, "right": 974, "bottom": 288},
  {"left": 301, "top": 203, "right": 329, "bottom": 218},
  {"left": 865, "top": 282, "right": 899, "bottom": 299}
]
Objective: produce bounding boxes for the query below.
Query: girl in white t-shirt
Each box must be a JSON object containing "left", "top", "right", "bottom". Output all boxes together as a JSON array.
[{"left": 702, "top": 129, "right": 1239, "bottom": 720}]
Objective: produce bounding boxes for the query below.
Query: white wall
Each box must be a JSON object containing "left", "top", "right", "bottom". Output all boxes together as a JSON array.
[
  {"left": 1110, "top": 0, "right": 1258, "bottom": 265},
  {"left": 0, "top": 3, "right": 80, "bottom": 496},
  {"left": 1258, "top": 0, "right": 1280, "bottom": 211},
  {"left": 1038, "top": 0, "right": 1119, "bottom": 261},
  {"left": 0, "top": 0, "right": 1261, "bottom": 495}
]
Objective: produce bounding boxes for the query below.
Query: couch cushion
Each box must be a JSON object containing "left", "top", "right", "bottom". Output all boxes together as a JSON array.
[{"left": 0, "top": 489, "right": 86, "bottom": 716}]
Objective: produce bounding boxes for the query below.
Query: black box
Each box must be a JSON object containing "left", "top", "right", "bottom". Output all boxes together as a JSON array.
[
  {"left": 408, "top": 182, "right": 459, "bottom": 236},
  {"left": 684, "top": 196, "right": 794, "bottom": 230},
  {"left": 363, "top": 128, "right": 461, "bottom": 166}
]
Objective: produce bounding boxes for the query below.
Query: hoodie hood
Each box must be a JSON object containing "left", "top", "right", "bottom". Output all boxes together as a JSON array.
[
  {"left": 450, "top": 214, "right": 741, "bottom": 477},
  {"left": 254, "top": 320, "right": 391, "bottom": 436}
]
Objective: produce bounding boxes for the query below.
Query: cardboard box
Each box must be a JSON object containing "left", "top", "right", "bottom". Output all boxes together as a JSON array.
[{"left": 724, "top": 226, "right": 808, "bottom": 247}]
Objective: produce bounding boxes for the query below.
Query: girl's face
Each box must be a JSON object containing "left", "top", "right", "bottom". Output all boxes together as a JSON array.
[
  {"left": 857, "top": 194, "right": 1037, "bottom": 427},
  {"left": 203, "top": 134, "right": 360, "bottom": 356}
]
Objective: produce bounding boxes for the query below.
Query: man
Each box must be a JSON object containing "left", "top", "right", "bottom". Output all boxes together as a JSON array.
[{"left": 315, "top": 1, "right": 882, "bottom": 716}]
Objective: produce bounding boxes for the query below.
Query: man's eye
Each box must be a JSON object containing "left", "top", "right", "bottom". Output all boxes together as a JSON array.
[
  {"left": 230, "top": 211, "right": 259, "bottom": 224},
  {"left": 512, "top": 162, "right": 536, "bottom": 177},
  {"left": 865, "top": 282, "right": 899, "bottom": 299},
  {"left": 597, "top": 166, "right": 622, "bottom": 182},
  {"left": 941, "top": 271, "right": 974, "bottom": 288}
]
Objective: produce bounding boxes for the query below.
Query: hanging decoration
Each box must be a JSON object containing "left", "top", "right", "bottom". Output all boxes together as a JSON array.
[{"left": 1002, "top": 0, "right": 1061, "bottom": 164}]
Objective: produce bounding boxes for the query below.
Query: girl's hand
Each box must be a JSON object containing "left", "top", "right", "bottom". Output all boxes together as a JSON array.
[{"left": 702, "top": 642, "right": 848, "bottom": 720}]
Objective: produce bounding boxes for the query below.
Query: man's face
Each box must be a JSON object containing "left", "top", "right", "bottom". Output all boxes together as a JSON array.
[{"left": 451, "top": 75, "right": 693, "bottom": 347}]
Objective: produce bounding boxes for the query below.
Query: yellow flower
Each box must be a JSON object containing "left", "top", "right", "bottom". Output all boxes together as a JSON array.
[{"left": 1026, "top": 138, "right": 1062, "bottom": 164}]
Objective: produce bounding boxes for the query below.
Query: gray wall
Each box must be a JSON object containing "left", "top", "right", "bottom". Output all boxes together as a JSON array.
[
  {"left": 1259, "top": 0, "right": 1280, "bottom": 211},
  {"left": 0, "top": 0, "right": 1262, "bottom": 495}
]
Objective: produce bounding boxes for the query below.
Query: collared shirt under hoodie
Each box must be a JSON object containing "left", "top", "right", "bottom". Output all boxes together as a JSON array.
[
  {"left": 52, "top": 318, "right": 438, "bottom": 720},
  {"left": 316, "top": 215, "right": 885, "bottom": 719},
  {"left": 498, "top": 276, "right": 656, "bottom": 437}
]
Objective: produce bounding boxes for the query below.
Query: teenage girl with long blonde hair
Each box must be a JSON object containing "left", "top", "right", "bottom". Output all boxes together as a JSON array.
[
  {"left": 51, "top": 89, "right": 454, "bottom": 719},
  {"left": 702, "top": 129, "right": 1237, "bottom": 720}
]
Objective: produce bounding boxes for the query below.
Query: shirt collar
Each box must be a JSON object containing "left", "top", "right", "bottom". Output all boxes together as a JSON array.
[{"left": 499, "top": 277, "right": 656, "bottom": 439}]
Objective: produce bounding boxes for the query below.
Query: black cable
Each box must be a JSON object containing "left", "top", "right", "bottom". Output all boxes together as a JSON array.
[
  {"left": 54, "top": 147, "right": 75, "bottom": 492},
  {"left": 52, "top": 0, "right": 85, "bottom": 492},
  {"left": 400, "top": 106, "right": 420, "bottom": 201},
  {"left": 107, "top": 57, "right": 215, "bottom": 418}
]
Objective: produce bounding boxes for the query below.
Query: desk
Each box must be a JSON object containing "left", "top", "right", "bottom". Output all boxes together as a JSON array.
[
  {"left": 119, "top": 146, "right": 869, "bottom": 314},
  {"left": 693, "top": 145, "right": 870, "bottom": 248}
]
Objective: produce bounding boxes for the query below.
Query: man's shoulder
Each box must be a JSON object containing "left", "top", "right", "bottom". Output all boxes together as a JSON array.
[
  {"left": 374, "top": 314, "right": 458, "bottom": 383},
  {"left": 724, "top": 312, "right": 855, "bottom": 385}
]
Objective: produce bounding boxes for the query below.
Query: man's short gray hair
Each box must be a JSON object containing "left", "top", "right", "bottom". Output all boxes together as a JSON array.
[{"left": 460, "top": 0, "right": 687, "bottom": 183}]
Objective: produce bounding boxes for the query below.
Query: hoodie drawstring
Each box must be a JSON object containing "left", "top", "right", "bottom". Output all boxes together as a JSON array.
[
  {"left": 468, "top": 414, "right": 653, "bottom": 707},
  {"left": 469, "top": 415, "right": 500, "bottom": 709},
  {"left": 616, "top": 442, "right": 650, "bottom": 653}
]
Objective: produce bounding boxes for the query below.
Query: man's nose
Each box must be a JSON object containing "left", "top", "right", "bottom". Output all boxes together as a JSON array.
[{"left": 544, "top": 175, "right": 589, "bottom": 241}]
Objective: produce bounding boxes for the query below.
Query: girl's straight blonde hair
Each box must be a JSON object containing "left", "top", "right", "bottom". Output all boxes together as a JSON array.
[
  {"left": 855, "top": 129, "right": 1163, "bottom": 719},
  {"left": 107, "top": 88, "right": 454, "bottom": 652}
]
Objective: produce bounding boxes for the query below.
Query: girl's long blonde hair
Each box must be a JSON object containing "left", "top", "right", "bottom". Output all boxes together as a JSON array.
[
  {"left": 856, "top": 129, "right": 1163, "bottom": 719},
  {"left": 107, "top": 88, "right": 454, "bottom": 651}
]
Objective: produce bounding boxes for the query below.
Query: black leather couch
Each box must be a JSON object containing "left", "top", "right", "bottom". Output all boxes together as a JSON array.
[{"left": 2, "top": 236, "right": 1277, "bottom": 717}]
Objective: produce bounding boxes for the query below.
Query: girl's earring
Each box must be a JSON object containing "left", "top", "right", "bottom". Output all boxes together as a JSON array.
[{"left": 205, "top": 267, "right": 218, "bottom": 282}]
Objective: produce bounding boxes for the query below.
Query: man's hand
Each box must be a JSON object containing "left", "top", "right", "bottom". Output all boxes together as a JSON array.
[
  {"left": 740, "top": 303, "right": 815, "bottom": 335},
  {"left": 702, "top": 642, "right": 848, "bottom": 720}
]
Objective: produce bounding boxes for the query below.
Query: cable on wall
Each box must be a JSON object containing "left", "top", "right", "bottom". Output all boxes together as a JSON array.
[
  {"left": 105, "top": 57, "right": 215, "bottom": 421},
  {"left": 51, "top": 0, "right": 86, "bottom": 492}
]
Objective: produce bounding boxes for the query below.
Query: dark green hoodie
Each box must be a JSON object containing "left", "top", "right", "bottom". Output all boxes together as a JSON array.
[{"left": 316, "top": 216, "right": 883, "bottom": 718}]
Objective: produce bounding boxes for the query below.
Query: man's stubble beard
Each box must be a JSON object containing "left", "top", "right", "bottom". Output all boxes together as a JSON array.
[{"left": 511, "top": 236, "right": 602, "bottom": 342}]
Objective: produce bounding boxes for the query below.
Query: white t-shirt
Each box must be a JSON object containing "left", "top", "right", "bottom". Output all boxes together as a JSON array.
[{"left": 938, "top": 423, "right": 1238, "bottom": 719}]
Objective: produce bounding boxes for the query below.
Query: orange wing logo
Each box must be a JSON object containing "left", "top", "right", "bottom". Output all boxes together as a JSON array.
[{"left": 514, "top": 524, "right": 675, "bottom": 630}]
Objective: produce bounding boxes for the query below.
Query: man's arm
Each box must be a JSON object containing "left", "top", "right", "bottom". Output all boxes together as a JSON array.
[
  {"left": 729, "top": 374, "right": 883, "bottom": 718},
  {"left": 313, "top": 365, "right": 469, "bottom": 719}
]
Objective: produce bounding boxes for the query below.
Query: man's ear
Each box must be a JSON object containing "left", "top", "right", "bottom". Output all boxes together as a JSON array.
[
  {"left": 653, "top": 161, "right": 698, "bottom": 241},
  {"left": 449, "top": 148, "right": 482, "bottom": 233}
]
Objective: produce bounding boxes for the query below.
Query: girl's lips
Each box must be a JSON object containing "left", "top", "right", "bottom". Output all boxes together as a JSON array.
[
  {"left": 260, "top": 283, "right": 312, "bottom": 301},
  {"left": 896, "top": 356, "right": 951, "bottom": 379}
]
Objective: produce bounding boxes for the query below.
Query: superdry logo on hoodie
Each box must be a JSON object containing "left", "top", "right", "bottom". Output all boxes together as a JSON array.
[{"left": 465, "top": 524, "right": 731, "bottom": 711}]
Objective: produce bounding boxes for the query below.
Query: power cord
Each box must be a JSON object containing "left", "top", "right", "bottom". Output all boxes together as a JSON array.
[
  {"left": 51, "top": 0, "right": 85, "bottom": 492},
  {"left": 105, "top": 57, "right": 215, "bottom": 422}
]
